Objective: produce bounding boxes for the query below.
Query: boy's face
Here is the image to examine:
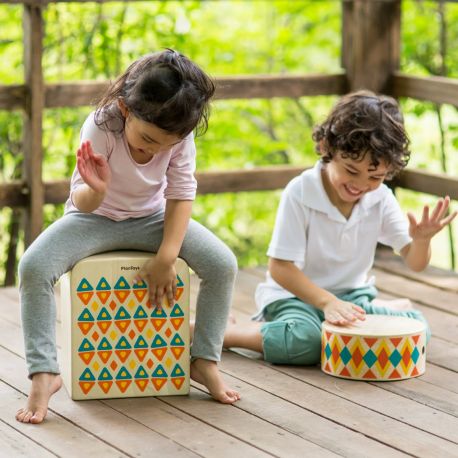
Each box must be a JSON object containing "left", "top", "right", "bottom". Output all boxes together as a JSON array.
[{"left": 322, "top": 152, "right": 389, "bottom": 207}]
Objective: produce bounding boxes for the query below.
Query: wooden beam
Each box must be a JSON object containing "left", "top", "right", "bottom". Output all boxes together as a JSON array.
[
  {"left": 342, "top": 0, "right": 401, "bottom": 92},
  {"left": 22, "top": 4, "right": 44, "bottom": 245},
  {"left": 2, "top": 166, "right": 458, "bottom": 209},
  {"left": 0, "top": 74, "right": 347, "bottom": 110},
  {"left": 389, "top": 72, "right": 458, "bottom": 107}
]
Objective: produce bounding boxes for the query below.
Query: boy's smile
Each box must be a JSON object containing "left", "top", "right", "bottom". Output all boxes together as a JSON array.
[{"left": 322, "top": 152, "right": 389, "bottom": 216}]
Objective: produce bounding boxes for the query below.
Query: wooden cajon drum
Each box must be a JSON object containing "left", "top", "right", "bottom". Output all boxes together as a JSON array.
[
  {"left": 60, "top": 251, "right": 190, "bottom": 400},
  {"left": 321, "top": 315, "right": 426, "bottom": 381}
]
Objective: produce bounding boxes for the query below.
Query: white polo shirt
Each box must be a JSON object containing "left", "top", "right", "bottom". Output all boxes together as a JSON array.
[{"left": 254, "top": 161, "right": 412, "bottom": 317}]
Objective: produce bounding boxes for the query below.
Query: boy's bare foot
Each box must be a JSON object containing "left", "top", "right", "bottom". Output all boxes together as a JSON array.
[
  {"left": 372, "top": 298, "right": 414, "bottom": 311},
  {"left": 190, "top": 358, "right": 240, "bottom": 404},
  {"left": 16, "top": 373, "right": 62, "bottom": 424}
]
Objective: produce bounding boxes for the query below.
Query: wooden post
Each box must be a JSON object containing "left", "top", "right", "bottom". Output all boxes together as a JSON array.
[
  {"left": 22, "top": 3, "right": 45, "bottom": 246},
  {"left": 342, "top": 0, "right": 401, "bottom": 93}
]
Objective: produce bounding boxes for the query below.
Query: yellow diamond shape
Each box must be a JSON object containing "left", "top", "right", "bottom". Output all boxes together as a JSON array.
[
  {"left": 127, "top": 299, "right": 135, "bottom": 309},
  {"left": 92, "top": 361, "right": 100, "bottom": 371},
  {"left": 146, "top": 329, "right": 153, "bottom": 339},
  {"left": 165, "top": 357, "right": 172, "bottom": 368},
  {"left": 129, "top": 360, "right": 137, "bottom": 370},
  {"left": 110, "top": 330, "right": 117, "bottom": 341}
]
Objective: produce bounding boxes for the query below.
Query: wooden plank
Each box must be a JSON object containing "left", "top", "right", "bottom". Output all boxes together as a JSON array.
[
  {"left": 394, "top": 167, "right": 458, "bottom": 201},
  {"left": 0, "top": 381, "right": 131, "bottom": 458},
  {"left": 374, "top": 268, "right": 458, "bottom": 316},
  {"left": 390, "top": 72, "right": 458, "bottom": 107},
  {"left": 0, "top": 419, "right": 55, "bottom": 457},
  {"left": 22, "top": 4, "right": 45, "bottom": 246},
  {"left": 109, "top": 389, "right": 337, "bottom": 458},
  {"left": 0, "top": 73, "right": 347, "bottom": 110},
  {"left": 375, "top": 249, "right": 458, "bottom": 293},
  {"left": 221, "top": 352, "right": 458, "bottom": 457}
]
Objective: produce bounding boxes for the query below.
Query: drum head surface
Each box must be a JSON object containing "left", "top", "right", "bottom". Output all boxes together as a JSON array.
[{"left": 322, "top": 314, "right": 425, "bottom": 337}]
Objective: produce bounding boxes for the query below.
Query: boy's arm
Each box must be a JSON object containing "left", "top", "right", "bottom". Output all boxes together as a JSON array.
[
  {"left": 269, "top": 258, "right": 365, "bottom": 325},
  {"left": 400, "top": 196, "right": 457, "bottom": 272},
  {"left": 137, "top": 199, "right": 193, "bottom": 308}
]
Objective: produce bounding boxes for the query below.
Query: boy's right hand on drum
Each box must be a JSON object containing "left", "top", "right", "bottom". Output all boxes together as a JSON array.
[
  {"left": 77, "top": 140, "right": 111, "bottom": 194},
  {"left": 323, "top": 298, "right": 366, "bottom": 326}
]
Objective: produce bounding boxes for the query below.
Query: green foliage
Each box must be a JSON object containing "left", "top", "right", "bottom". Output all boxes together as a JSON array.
[{"left": 1, "top": 0, "right": 458, "bottom": 280}]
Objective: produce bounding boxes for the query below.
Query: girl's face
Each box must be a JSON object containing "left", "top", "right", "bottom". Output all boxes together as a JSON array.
[
  {"left": 322, "top": 152, "right": 389, "bottom": 211},
  {"left": 122, "top": 109, "right": 183, "bottom": 164}
]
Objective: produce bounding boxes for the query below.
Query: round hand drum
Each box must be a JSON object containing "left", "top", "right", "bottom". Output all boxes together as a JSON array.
[{"left": 321, "top": 315, "right": 426, "bottom": 381}]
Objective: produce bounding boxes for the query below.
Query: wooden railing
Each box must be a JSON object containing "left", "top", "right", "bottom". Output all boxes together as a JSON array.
[{"left": 1, "top": 0, "right": 458, "bottom": 264}]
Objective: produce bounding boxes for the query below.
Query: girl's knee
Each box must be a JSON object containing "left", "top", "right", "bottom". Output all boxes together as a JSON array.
[{"left": 262, "top": 320, "right": 322, "bottom": 366}]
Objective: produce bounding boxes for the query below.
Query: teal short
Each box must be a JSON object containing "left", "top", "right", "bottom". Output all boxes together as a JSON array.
[{"left": 260, "top": 286, "right": 430, "bottom": 365}]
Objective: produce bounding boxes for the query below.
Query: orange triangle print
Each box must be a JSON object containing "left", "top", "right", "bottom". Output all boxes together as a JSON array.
[
  {"left": 98, "top": 381, "right": 113, "bottom": 394},
  {"left": 79, "top": 381, "right": 95, "bottom": 395},
  {"left": 97, "top": 350, "right": 112, "bottom": 364},
  {"left": 151, "top": 378, "right": 166, "bottom": 391},
  {"left": 151, "top": 318, "right": 166, "bottom": 332},
  {"left": 411, "top": 366, "right": 419, "bottom": 377},
  {"left": 324, "top": 362, "right": 331, "bottom": 373},
  {"left": 341, "top": 335, "right": 352, "bottom": 345},
  {"left": 339, "top": 367, "right": 351, "bottom": 377},
  {"left": 134, "top": 349, "right": 148, "bottom": 361},
  {"left": 390, "top": 337, "right": 402, "bottom": 347},
  {"left": 134, "top": 319, "right": 147, "bottom": 332},
  {"left": 171, "top": 318, "right": 184, "bottom": 331},
  {"left": 389, "top": 369, "right": 401, "bottom": 379},
  {"left": 78, "top": 322, "right": 94, "bottom": 335},
  {"left": 115, "top": 320, "right": 130, "bottom": 332},
  {"left": 135, "top": 379, "right": 149, "bottom": 392},
  {"left": 77, "top": 291, "right": 94, "bottom": 305},
  {"left": 412, "top": 335, "right": 420, "bottom": 345},
  {"left": 114, "top": 290, "right": 129, "bottom": 303},
  {"left": 174, "top": 288, "right": 184, "bottom": 301},
  {"left": 78, "top": 351, "right": 95, "bottom": 365},
  {"left": 96, "top": 291, "right": 110, "bottom": 304},
  {"left": 171, "top": 377, "right": 185, "bottom": 389},
  {"left": 362, "top": 369, "right": 376, "bottom": 379},
  {"left": 325, "top": 331, "right": 331, "bottom": 340},
  {"left": 363, "top": 337, "right": 377, "bottom": 348},
  {"left": 133, "top": 290, "right": 147, "bottom": 302},
  {"left": 115, "top": 350, "right": 131, "bottom": 363},
  {"left": 97, "top": 321, "right": 111, "bottom": 333},
  {"left": 152, "top": 348, "right": 166, "bottom": 360},
  {"left": 115, "top": 380, "right": 132, "bottom": 393},
  {"left": 171, "top": 347, "right": 184, "bottom": 359}
]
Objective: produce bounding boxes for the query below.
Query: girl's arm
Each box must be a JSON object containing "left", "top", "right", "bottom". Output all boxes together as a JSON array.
[
  {"left": 73, "top": 141, "right": 111, "bottom": 212},
  {"left": 400, "top": 196, "right": 457, "bottom": 272},
  {"left": 137, "top": 199, "right": 193, "bottom": 308},
  {"left": 269, "top": 258, "right": 365, "bottom": 325}
]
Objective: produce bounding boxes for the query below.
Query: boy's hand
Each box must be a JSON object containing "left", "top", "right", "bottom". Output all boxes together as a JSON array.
[
  {"left": 323, "top": 298, "right": 366, "bottom": 326},
  {"left": 77, "top": 140, "right": 111, "bottom": 194},
  {"left": 407, "top": 196, "right": 457, "bottom": 242},
  {"left": 135, "top": 257, "right": 177, "bottom": 309}
]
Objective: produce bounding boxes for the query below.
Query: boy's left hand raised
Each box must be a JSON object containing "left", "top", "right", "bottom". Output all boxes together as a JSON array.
[
  {"left": 135, "top": 257, "right": 177, "bottom": 309},
  {"left": 407, "top": 196, "right": 457, "bottom": 241}
]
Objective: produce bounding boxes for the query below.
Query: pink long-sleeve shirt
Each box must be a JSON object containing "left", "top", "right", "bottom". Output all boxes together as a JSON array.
[{"left": 64, "top": 112, "right": 197, "bottom": 221}]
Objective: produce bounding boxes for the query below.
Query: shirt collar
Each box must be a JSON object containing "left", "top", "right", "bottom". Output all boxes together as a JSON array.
[{"left": 301, "top": 161, "right": 387, "bottom": 223}]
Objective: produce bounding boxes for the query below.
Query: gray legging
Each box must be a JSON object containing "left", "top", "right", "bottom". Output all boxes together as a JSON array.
[{"left": 19, "top": 211, "right": 237, "bottom": 376}]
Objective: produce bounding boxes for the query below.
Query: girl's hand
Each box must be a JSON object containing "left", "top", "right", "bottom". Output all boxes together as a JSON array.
[
  {"left": 77, "top": 140, "right": 111, "bottom": 194},
  {"left": 407, "top": 196, "right": 457, "bottom": 242},
  {"left": 323, "top": 299, "right": 366, "bottom": 326},
  {"left": 135, "top": 257, "right": 177, "bottom": 309}
]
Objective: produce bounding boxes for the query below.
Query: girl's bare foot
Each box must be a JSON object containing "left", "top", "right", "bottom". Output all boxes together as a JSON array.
[
  {"left": 190, "top": 358, "right": 240, "bottom": 404},
  {"left": 16, "top": 373, "right": 62, "bottom": 424},
  {"left": 372, "top": 298, "right": 414, "bottom": 311}
]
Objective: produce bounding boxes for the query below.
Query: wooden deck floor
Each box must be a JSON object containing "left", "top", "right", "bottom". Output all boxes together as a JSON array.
[{"left": 1, "top": 251, "right": 458, "bottom": 457}]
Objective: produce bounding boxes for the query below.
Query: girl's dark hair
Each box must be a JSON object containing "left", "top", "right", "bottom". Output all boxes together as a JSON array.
[
  {"left": 312, "top": 90, "right": 410, "bottom": 178},
  {"left": 94, "top": 49, "right": 215, "bottom": 138}
]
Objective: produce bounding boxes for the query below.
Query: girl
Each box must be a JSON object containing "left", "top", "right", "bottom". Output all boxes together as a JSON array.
[
  {"left": 16, "top": 49, "right": 240, "bottom": 424},
  {"left": 224, "top": 90, "right": 455, "bottom": 365}
]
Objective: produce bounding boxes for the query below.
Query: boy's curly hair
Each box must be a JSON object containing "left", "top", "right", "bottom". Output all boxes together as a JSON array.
[{"left": 312, "top": 90, "right": 410, "bottom": 178}]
